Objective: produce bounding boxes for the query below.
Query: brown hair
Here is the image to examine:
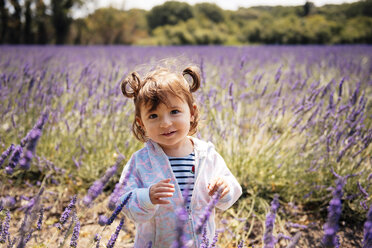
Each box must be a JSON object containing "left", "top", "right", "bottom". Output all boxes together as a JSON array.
[{"left": 121, "top": 66, "right": 201, "bottom": 142}]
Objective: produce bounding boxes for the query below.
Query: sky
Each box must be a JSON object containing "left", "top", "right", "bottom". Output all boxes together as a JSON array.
[{"left": 73, "top": 0, "right": 360, "bottom": 18}]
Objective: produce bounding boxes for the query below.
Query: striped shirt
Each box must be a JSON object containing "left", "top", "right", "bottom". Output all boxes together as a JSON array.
[{"left": 168, "top": 152, "right": 195, "bottom": 208}]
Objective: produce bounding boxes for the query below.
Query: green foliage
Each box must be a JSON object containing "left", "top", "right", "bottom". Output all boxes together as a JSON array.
[
  {"left": 146, "top": 1, "right": 194, "bottom": 31},
  {"left": 194, "top": 3, "right": 225, "bottom": 23},
  {"left": 1, "top": 0, "right": 372, "bottom": 45}
]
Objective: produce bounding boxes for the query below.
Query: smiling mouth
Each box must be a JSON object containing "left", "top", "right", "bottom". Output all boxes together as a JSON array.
[{"left": 162, "top": 131, "right": 176, "bottom": 136}]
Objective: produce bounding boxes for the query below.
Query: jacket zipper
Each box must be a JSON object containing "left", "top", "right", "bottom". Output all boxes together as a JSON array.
[
  {"left": 188, "top": 147, "right": 204, "bottom": 248},
  {"left": 188, "top": 207, "right": 198, "bottom": 248}
]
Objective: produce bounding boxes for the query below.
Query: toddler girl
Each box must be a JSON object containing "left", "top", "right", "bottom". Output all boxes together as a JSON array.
[{"left": 118, "top": 64, "right": 242, "bottom": 248}]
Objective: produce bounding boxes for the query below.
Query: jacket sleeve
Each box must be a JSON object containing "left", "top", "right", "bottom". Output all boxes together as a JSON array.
[
  {"left": 118, "top": 154, "right": 159, "bottom": 223},
  {"left": 209, "top": 147, "right": 242, "bottom": 211}
]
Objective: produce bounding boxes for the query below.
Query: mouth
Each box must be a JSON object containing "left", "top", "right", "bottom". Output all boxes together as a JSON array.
[{"left": 162, "top": 130, "right": 176, "bottom": 136}]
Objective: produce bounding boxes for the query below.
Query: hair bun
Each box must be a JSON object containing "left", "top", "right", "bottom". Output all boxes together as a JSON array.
[
  {"left": 182, "top": 66, "right": 201, "bottom": 93},
  {"left": 121, "top": 72, "right": 141, "bottom": 98}
]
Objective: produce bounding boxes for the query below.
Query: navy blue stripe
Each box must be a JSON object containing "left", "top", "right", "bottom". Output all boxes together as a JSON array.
[
  {"left": 180, "top": 188, "right": 193, "bottom": 191},
  {"left": 172, "top": 170, "right": 191, "bottom": 173},
  {"left": 175, "top": 176, "right": 194, "bottom": 179},
  {"left": 169, "top": 157, "right": 195, "bottom": 161},
  {"left": 171, "top": 164, "right": 193, "bottom": 167}
]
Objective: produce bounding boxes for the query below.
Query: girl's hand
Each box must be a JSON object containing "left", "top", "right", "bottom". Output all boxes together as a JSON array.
[
  {"left": 208, "top": 177, "right": 230, "bottom": 199},
  {"left": 149, "top": 178, "right": 175, "bottom": 205}
]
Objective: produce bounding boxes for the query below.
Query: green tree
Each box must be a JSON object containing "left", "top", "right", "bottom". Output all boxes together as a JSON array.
[
  {"left": 146, "top": 1, "right": 194, "bottom": 31},
  {"left": 24, "top": 0, "right": 33, "bottom": 44},
  {"left": 36, "top": 0, "right": 49, "bottom": 44},
  {"left": 0, "top": 0, "right": 8, "bottom": 43},
  {"left": 8, "top": 0, "right": 22, "bottom": 43},
  {"left": 340, "top": 16, "right": 372, "bottom": 43},
  {"left": 195, "top": 3, "right": 225, "bottom": 23},
  {"left": 51, "top": 0, "right": 82, "bottom": 44},
  {"left": 303, "top": 1, "right": 316, "bottom": 16}
]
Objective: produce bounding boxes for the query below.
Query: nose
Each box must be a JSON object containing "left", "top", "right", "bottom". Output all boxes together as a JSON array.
[{"left": 160, "top": 115, "right": 172, "bottom": 128}]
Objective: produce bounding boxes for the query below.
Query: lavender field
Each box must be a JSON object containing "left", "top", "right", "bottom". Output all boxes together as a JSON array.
[{"left": 0, "top": 45, "right": 371, "bottom": 247}]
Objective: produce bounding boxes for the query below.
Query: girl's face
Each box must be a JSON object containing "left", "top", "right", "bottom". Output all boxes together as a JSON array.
[{"left": 136, "top": 94, "right": 195, "bottom": 154}]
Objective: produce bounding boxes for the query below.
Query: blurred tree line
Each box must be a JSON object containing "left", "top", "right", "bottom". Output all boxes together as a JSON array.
[{"left": 0, "top": 0, "right": 371, "bottom": 45}]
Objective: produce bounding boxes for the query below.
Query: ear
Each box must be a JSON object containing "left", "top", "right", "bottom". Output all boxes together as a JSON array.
[
  {"left": 190, "top": 104, "right": 197, "bottom": 122},
  {"left": 136, "top": 116, "right": 145, "bottom": 131}
]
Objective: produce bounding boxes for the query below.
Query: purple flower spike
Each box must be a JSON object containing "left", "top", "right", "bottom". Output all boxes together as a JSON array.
[
  {"left": 108, "top": 161, "right": 134, "bottom": 210},
  {"left": 237, "top": 240, "right": 244, "bottom": 248},
  {"left": 94, "top": 234, "right": 102, "bottom": 248},
  {"left": 19, "top": 129, "right": 42, "bottom": 170},
  {"left": 0, "top": 144, "right": 15, "bottom": 168},
  {"left": 84, "top": 155, "right": 124, "bottom": 206},
  {"left": 70, "top": 216, "right": 80, "bottom": 248},
  {"left": 209, "top": 232, "right": 219, "bottom": 247},
  {"left": 363, "top": 204, "right": 372, "bottom": 248},
  {"left": 5, "top": 145, "right": 23, "bottom": 174},
  {"left": 0, "top": 210, "right": 10, "bottom": 243},
  {"left": 322, "top": 178, "right": 345, "bottom": 248},
  {"left": 263, "top": 194, "right": 280, "bottom": 248},
  {"left": 107, "top": 192, "right": 132, "bottom": 225},
  {"left": 2, "top": 196, "right": 16, "bottom": 209},
  {"left": 172, "top": 181, "right": 192, "bottom": 248},
  {"left": 195, "top": 190, "right": 221, "bottom": 234},
  {"left": 37, "top": 207, "right": 44, "bottom": 231},
  {"left": 106, "top": 218, "right": 125, "bottom": 248},
  {"left": 59, "top": 195, "right": 77, "bottom": 229},
  {"left": 98, "top": 214, "right": 108, "bottom": 226},
  {"left": 147, "top": 241, "right": 152, "bottom": 248}
]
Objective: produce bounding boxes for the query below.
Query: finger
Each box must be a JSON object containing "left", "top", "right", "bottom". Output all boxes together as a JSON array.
[
  {"left": 154, "top": 192, "right": 174, "bottom": 198},
  {"left": 209, "top": 178, "right": 222, "bottom": 196},
  {"left": 208, "top": 178, "right": 217, "bottom": 190},
  {"left": 157, "top": 182, "right": 175, "bottom": 189},
  {"left": 160, "top": 178, "right": 172, "bottom": 183},
  {"left": 154, "top": 187, "right": 175, "bottom": 193},
  {"left": 220, "top": 187, "right": 230, "bottom": 199}
]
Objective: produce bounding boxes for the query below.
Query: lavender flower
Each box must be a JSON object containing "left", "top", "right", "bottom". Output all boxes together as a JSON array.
[
  {"left": 0, "top": 144, "right": 15, "bottom": 168},
  {"left": 106, "top": 192, "right": 132, "bottom": 225},
  {"left": 59, "top": 195, "right": 77, "bottom": 229},
  {"left": 322, "top": 178, "right": 345, "bottom": 247},
  {"left": 23, "top": 228, "right": 35, "bottom": 246},
  {"left": 237, "top": 240, "right": 244, "bottom": 248},
  {"left": 98, "top": 214, "right": 108, "bottom": 226},
  {"left": 286, "top": 232, "right": 301, "bottom": 248},
  {"left": 338, "top": 77, "right": 345, "bottom": 98},
  {"left": 363, "top": 204, "right": 372, "bottom": 248},
  {"left": 1, "top": 196, "right": 16, "bottom": 209},
  {"left": 5, "top": 145, "right": 23, "bottom": 174},
  {"left": 195, "top": 190, "right": 221, "bottom": 234},
  {"left": 37, "top": 207, "right": 44, "bottom": 231},
  {"left": 263, "top": 194, "right": 280, "bottom": 248},
  {"left": 19, "top": 129, "right": 42, "bottom": 170},
  {"left": 172, "top": 180, "right": 192, "bottom": 248},
  {"left": 200, "top": 225, "right": 209, "bottom": 248},
  {"left": 106, "top": 218, "right": 125, "bottom": 248},
  {"left": 83, "top": 155, "right": 123, "bottom": 206},
  {"left": 70, "top": 216, "right": 80, "bottom": 248},
  {"left": 94, "top": 234, "right": 102, "bottom": 248},
  {"left": 108, "top": 161, "right": 134, "bottom": 210},
  {"left": 0, "top": 210, "right": 10, "bottom": 243},
  {"left": 209, "top": 232, "right": 219, "bottom": 248}
]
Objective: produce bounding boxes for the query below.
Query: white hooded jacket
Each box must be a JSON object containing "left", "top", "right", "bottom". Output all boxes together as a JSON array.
[{"left": 118, "top": 137, "right": 242, "bottom": 248}]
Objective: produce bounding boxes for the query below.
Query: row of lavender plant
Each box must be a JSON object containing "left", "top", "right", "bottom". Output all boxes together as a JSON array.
[{"left": 0, "top": 45, "right": 371, "bottom": 246}]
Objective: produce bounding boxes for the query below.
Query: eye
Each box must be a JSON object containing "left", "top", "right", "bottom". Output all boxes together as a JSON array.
[
  {"left": 149, "top": 114, "right": 158, "bottom": 119},
  {"left": 171, "top": 109, "right": 180, "bottom": 115}
]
